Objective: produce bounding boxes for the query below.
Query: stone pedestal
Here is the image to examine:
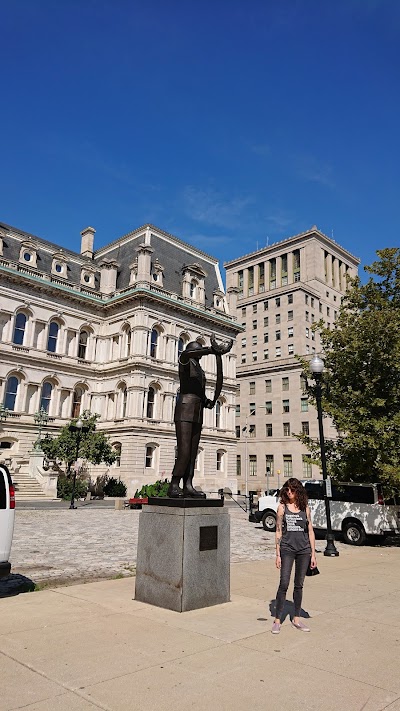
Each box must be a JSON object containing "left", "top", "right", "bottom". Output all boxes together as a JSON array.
[{"left": 135, "top": 499, "right": 230, "bottom": 612}]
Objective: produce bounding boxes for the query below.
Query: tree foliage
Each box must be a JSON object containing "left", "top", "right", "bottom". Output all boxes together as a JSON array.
[
  {"left": 41, "top": 410, "right": 116, "bottom": 472},
  {"left": 299, "top": 248, "right": 400, "bottom": 494}
]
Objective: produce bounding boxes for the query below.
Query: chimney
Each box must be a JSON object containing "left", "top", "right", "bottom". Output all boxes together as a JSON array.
[{"left": 80, "top": 226, "right": 96, "bottom": 259}]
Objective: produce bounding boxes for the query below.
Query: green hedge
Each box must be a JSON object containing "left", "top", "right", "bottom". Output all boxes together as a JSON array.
[
  {"left": 103, "top": 477, "right": 127, "bottom": 497},
  {"left": 57, "top": 474, "right": 88, "bottom": 500},
  {"left": 134, "top": 479, "right": 170, "bottom": 498}
]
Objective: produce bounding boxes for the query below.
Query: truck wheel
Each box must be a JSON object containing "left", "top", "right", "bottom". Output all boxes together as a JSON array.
[
  {"left": 262, "top": 510, "right": 277, "bottom": 532},
  {"left": 342, "top": 520, "right": 366, "bottom": 546}
]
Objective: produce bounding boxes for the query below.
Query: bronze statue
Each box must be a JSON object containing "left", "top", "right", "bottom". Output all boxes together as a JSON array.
[{"left": 168, "top": 336, "right": 233, "bottom": 499}]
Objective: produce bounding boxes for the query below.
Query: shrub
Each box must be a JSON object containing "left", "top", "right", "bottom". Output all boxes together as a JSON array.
[
  {"left": 89, "top": 474, "right": 109, "bottom": 497},
  {"left": 103, "top": 477, "right": 127, "bottom": 497},
  {"left": 57, "top": 474, "right": 88, "bottom": 500},
  {"left": 134, "top": 479, "right": 170, "bottom": 498}
]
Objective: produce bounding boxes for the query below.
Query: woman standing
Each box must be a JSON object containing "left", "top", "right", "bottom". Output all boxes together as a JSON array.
[{"left": 272, "top": 478, "right": 317, "bottom": 634}]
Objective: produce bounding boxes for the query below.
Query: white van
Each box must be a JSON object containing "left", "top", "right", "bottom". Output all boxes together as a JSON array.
[
  {"left": 0, "top": 463, "right": 16, "bottom": 577},
  {"left": 251, "top": 480, "right": 400, "bottom": 545}
]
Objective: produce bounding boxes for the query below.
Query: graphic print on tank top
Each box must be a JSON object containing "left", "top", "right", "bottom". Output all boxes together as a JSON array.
[{"left": 281, "top": 507, "right": 311, "bottom": 553}]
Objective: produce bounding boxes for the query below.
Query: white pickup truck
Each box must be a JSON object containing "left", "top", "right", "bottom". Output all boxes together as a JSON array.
[
  {"left": 0, "top": 463, "right": 15, "bottom": 577},
  {"left": 249, "top": 480, "right": 400, "bottom": 545}
]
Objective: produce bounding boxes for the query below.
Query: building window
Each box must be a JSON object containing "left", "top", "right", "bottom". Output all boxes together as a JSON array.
[
  {"left": 252, "top": 351, "right": 257, "bottom": 361},
  {"left": 114, "top": 443, "right": 121, "bottom": 467},
  {"left": 258, "top": 263, "right": 265, "bottom": 292},
  {"left": 252, "top": 303, "right": 257, "bottom": 313},
  {"left": 13, "top": 312, "right": 27, "bottom": 346},
  {"left": 302, "top": 454, "right": 312, "bottom": 477},
  {"left": 249, "top": 454, "right": 257, "bottom": 477},
  {"left": 150, "top": 328, "right": 158, "bottom": 358},
  {"left": 189, "top": 280, "right": 197, "bottom": 298},
  {"left": 288, "top": 293, "right": 293, "bottom": 304},
  {"left": 236, "top": 426, "right": 241, "bottom": 438},
  {"left": 249, "top": 402, "right": 256, "bottom": 415},
  {"left": 252, "top": 320, "right": 257, "bottom": 330},
  {"left": 275, "top": 297, "right": 280, "bottom": 307},
  {"left": 249, "top": 424, "right": 256, "bottom": 438},
  {"left": 282, "top": 377, "right": 289, "bottom": 391},
  {"left": 288, "top": 327, "right": 294, "bottom": 338},
  {"left": 147, "top": 386, "right": 155, "bottom": 418},
  {"left": 265, "top": 455, "right": 274, "bottom": 478},
  {"left": 319, "top": 302, "right": 323, "bottom": 313},
  {"left": 78, "top": 330, "right": 88, "bottom": 359},
  {"left": 264, "top": 316, "right": 269, "bottom": 327},
  {"left": 121, "top": 386, "right": 128, "bottom": 417},
  {"left": 283, "top": 455, "right": 293, "bottom": 477},
  {"left": 248, "top": 266, "right": 254, "bottom": 296},
  {"left": 145, "top": 445, "right": 155, "bottom": 468},
  {"left": 265, "top": 400, "right": 272, "bottom": 413},
  {"left": 300, "top": 374, "right": 307, "bottom": 392},
  {"left": 242, "top": 338, "right": 246, "bottom": 348},
  {"left": 302, "top": 421, "right": 309, "bottom": 435},
  {"left": 216, "top": 450, "right": 224, "bottom": 471},
  {"left": 266, "top": 423, "right": 272, "bottom": 437},
  {"left": 306, "top": 327, "right": 310, "bottom": 338},
  {"left": 238, "top": 270, "right": 244, "bottom": 294},
  {"left": 282, "top": 399, "right": 290, "bottom": 413},
  {"left": 281, "top": 253, "right": 288, "bottom": 285},
  {"left": 264, "top": 349, "right": 269, "bottom": 360},
  {"left": 236, "top": 455, "right": 241, "bottom": 476},
  {"left": 71, "top": 387, "right": 83, "bottom": 418},
  {"left": 264, "top": 300, "right": 268, "bottom": 310},
  {"left": 305, "top": 294, "right": 309, "bottom": 304},
  {"left": 283, "top": 422, "right": 291, "bottom": 436},
  {"left": 215, "top": 400, "right": 221, "bottom": 428},
  {"left": 301, "top": 397, "right": 309, "bottom": 412},
  {"left": 4, "top": 376, "right": 19, "bottom": 411},
  {"left": 40, "top": 381, "right": 53, "bottom": 413},
  {"left": 327, "top": 306, "right": 331, "bottom": 316},
  {"left": 311, "top": 297, "right": 315, "bottom": 307},
  {"left": 306, "top": 344, "right": 310, "bottom": 354},
  {"left": 275, "top": 346, "right": 281, "bottom": 357},
  {"left": 236, "top": 404, "right": 240, "bottom": 416},
  {"left": 241, "top": 354, "right": 246, "bottom": 364},
  {"left": 288, "top": 310, "right": 293, "bottom": 321},
  {"left": 241, "top": 307, "right": 246, "bottom": 317},
  {"left": 249, "top": 381, "right": 255, "bottom": 395},
  {"left": 293, "top": 249, "right": 300, "bottom": 281},
  {"left": 288, "top": 344, "right": 294, "bottom": 355},
  {"left": 305, "top": 311, "right": 309, "bottom": 322},
  {"left": 275, "top": 313, "right": 281, "bottom": 324},
  {"left": 275, "top": 330, "right": 281, "bottom": 341},
  {"left": 269, "top": 259, "right": 276, "bottom": 290},
  {"left": 264, "top": 333, "right": 269, "bottom": 344},
  {"left": 47, "top": 321, "right": 59, "bottom": 353},
  {"left": 265, "top": 379, "right": 272, "bottom": 393},
  {"left": 252, "top": 335, "right": 257, "bottom": 345}
]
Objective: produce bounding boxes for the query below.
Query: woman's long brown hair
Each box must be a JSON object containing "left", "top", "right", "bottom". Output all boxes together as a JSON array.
[{"left": 280, "top": 478, "right": 308, "bottom": 511}]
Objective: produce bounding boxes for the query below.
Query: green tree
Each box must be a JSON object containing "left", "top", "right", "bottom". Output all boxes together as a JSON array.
[
  {"left": 41, "top": 410, "right": 116, "bottom": 473},
  {"left": 298, "top": 248, "right": 400, "bottom": 494}
]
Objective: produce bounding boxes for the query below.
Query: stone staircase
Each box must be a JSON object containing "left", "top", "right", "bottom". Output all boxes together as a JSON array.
[{"left": 12, "top": 472, "right": 49, "bottom": 500}]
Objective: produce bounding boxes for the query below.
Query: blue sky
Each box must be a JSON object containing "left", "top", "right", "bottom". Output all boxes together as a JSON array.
[{"left": 1, "top": 0, "right": 399, "bottom": 282}]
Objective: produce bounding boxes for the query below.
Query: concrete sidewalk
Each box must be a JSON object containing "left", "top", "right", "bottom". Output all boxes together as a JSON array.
[{"left": 1, "top": 547, "right": 400, "bottom": 711}]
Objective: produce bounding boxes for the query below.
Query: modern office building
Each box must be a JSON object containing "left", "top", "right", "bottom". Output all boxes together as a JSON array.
[
  {"left": 225, "top": 226, "right": 359, "bottom": 494},
  {"left": 0, "top": 221, "right": 241, "bottom": 497}
]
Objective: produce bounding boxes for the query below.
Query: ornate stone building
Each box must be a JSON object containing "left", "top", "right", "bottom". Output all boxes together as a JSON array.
[
  {"left": 225, "top": 227, "right": 359, "bottom": 494},
  {"left": 0, "top": 221, "right": 241, "bottom": 497}
]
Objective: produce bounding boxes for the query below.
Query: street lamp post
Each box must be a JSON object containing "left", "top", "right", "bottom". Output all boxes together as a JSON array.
[
  {"left": 68, "top": 417, "right": 89, "bottom": 510},
  {"left": 309, "top": 355, "right": 339, "bottom": 557},
  {"left": 33, "top": 407, "right": 49, "bottom": 449}
]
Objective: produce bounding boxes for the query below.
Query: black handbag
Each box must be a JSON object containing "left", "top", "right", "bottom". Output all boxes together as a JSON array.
[{"left": 306, "top": 560, "right": 320, "bottom": 577}]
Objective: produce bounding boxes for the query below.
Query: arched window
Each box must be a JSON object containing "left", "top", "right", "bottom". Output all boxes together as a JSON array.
[
  {"left": 178, "top": 337, "right": 185, "bottom": 359},
  {"left": 40, "top": 382, "right": 53, "bottom": 413},
  {"left": 126, "top": 329, "right": 132, "bottom": 356},
  {"left": 71, "top": 387, "right": 83, "bottom": 418},
  {"left": 4, "top": 376, "right": 19, "bottom": 411},
  {"left": 145, "top": 445, "right": 155, "bottom": 468},
  {"left": 47, "top": 321, "right": 59, "bottom": 353},
  {"left": 114, "top": 442, "right": 121, "bottom": 467},
  {"left": 215, "top": 400, "right": 221, "bottom": 429},
  {"left": 121, "top": 386, "right": 127, "bottom": 418},
  {"left": 147, "top": 386, "right": 155, "bottom": 418},
  {"left": 78, "top": 331, "right": 88, "bottom": 360},
  {"left": 13, "top": 312, "right": 27, "bottom": 346},
  {"left": 150, "top": 328, "right": 158, "bottom": 358}
]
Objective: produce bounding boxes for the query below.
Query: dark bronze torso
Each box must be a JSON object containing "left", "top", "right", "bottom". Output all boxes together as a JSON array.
[{"left": 174, "top": 358, "right": 206, "bottom": 424}]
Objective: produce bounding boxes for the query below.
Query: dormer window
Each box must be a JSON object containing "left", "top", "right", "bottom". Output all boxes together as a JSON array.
[
  {"left": 51, "top": 253, "right": 68, "bottom": 278},
  {"left": 182, "top": 263, "right": 206, "bottom": 305},
  {"left": 151, "top": 258, "right": 164, "bottom": 286},
  {"left": 80, "top": 268, "right": 95, "bottom": 288},
  {"left": 19, "top": 241, "right": 37, "bottom": 267}
]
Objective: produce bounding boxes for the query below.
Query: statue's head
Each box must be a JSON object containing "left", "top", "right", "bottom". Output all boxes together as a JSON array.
[{"left": 185, "top": 341, "right": 203, "bottom": 359}]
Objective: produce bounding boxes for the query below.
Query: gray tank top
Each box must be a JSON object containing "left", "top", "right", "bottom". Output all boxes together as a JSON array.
[{"left": 281, "top": 506, "right": 311, "bottom": 554}]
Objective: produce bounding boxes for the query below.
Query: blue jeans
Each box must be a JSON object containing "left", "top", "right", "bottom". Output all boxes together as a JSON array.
[{"left": 275, "top": 549, "right": 310, "bottom": 620}]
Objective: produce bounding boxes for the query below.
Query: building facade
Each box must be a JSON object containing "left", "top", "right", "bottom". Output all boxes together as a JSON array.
[
  {"left": 225, "top": 226, "right": 359, "bottom": 494},
  {"left": 0, "top": 221, "right": 241, "bottom": 497}
]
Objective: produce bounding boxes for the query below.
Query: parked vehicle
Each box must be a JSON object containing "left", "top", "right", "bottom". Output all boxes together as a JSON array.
[
  {"left": 250, "top": 480, "right": 400, "bottom": 545},
  {"left": 0, "top": 463, "right": 15, "bottom": 578}
]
